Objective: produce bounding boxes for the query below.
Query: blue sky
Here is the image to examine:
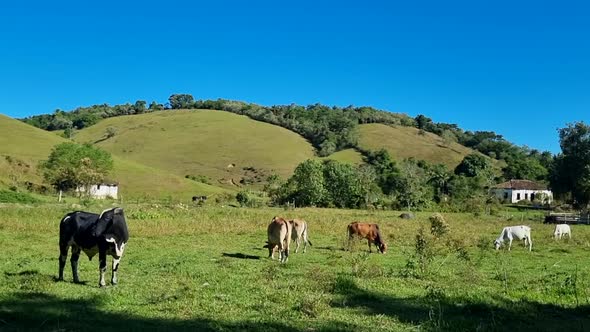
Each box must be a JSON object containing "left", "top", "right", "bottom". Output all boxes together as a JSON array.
[{"left": 1, "top": 0, "right": 588, "bottom": 153}]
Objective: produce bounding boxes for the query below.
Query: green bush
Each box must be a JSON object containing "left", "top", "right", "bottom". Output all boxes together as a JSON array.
[
  {"left": 0, "top": 190, "right": 40, "bottom": 204},
  {"left": 236, "top": 190, "right": 264, "bottom": 208}
]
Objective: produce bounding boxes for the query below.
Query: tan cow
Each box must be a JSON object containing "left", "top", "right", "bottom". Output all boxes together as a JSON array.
[
  {"left": 266, "top": 216, "right": 292, "bottom": 263},
  {"left": 289, "top": 219, "right": 313, "bottom": 253},
  {"left": 347, "top": 222, "right": 387, "bottom": 254}
]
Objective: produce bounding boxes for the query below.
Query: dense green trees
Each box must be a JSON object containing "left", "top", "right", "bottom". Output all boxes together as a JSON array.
[
  {"left": 550, "top": 122, "right": 590, "bottom": 209},
  {"left": 39, "top": 143, "right": 113, "bottom": 197},
  {"left": 272, "top": 153, "right": 498, "bottom": 212},
  {"left": 168, "top": 94, "right": 195, "bottom": 109}
]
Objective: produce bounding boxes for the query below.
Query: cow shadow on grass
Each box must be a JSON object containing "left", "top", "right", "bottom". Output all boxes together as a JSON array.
[
  {"left": 221, "top": 252, "right": 261, "bottom": 260},
  {"left": 4, "top": 269, "right": 93, "bottom": 287},
  {"left": 330, "top": 275, "right": 590, "bottom": 332},
  {"left": 0, "top": 292, "right": 360, "bottom": 332},
  {"left": 314, "top": 245, "right": 346, "bottom": 252}
]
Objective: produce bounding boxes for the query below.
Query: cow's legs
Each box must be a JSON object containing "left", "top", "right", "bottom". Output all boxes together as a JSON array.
[
  {"left": 294, "top": 238, "right": 300, "bottom": 254},
  {"left": 98, "top": 250, "right": 107, "bottom": 287},
  {"left": 70, "top": 246, "right": 81, "bottom": 283},
  {"left": 528, "top": 236, "right": 532, "bottom": 251},
  {"left": 58, "top": 244, "right": 69, "bottom": 281},
  {"left": 111, "top": 256, "right": 120, "bottom": 285},
  {"left": 367, "top": 240, "right": 372, "bottom": 253},
  {"left": 302, "top": 232, "right": 308, "bottom": 253},
  {"left": 507, "top": 238, "right": 512, "bottom": 251}
]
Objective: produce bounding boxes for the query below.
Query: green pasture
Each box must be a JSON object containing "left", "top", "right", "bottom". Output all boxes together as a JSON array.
[{"left": 1, "top": 204, "right": 589, "bottom": 331}]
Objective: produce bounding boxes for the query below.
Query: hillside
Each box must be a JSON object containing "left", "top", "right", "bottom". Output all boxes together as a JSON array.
[
  {"left": 73, "top": 110, "right": 317, "bottom": 188},
  {"left": 358, "top": 123, "right": 479, "bottom": 169},
  {"left": 0, "top": 114, "right": 226, "bottom": 199},
  {"left": 321, "top": 148, "right": 364, "bottom": 165},
  {"left": 0, "top": 114, "right": 66, "bottom": 186}
]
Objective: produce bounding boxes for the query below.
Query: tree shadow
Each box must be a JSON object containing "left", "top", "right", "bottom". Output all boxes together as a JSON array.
[
  {"left": 330, "top": 276, "right": 590, "bottom": 332},
  {"left": 221, "top": 252, "right": 261, "bottom": 260},
  {"left": 0, "top": 292, "right": 360, "bottom": 332}
]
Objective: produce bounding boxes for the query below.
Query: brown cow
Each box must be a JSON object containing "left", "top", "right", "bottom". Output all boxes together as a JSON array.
[
  {"left": 347, "top": 222, "right": 387, "bottom": 254},
  {"left": 266, "top": 216, "right": 293, "bottom": 263},
  {"left": 289, "top": 219, "right": 313, "bottom": 253}
]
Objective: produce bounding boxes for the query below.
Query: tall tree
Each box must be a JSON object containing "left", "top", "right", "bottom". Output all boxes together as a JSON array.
[
  {"left": 168, "top": 94, "right": 195, "bottom": 109},
  {"left": 288, "top": 159, "right": 327, "bottom": 207},
  {"left": 40, "top": 143, "right": 113, "bottom": 199},
  {"left": 550, "top": 122, "right": 590, "bottom": 209},
  {"left": 454, "top": 153, "right": 492, "bottom": 177}
]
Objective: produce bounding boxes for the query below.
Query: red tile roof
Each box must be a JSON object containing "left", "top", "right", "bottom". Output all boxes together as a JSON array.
[{"left": 493, "top": 179, "right": 548, "bottom": 190}]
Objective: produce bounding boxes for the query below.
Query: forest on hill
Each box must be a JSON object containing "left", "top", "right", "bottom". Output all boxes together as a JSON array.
[{"left": 22, "top": 94, "right": 553, "bottom": 184}]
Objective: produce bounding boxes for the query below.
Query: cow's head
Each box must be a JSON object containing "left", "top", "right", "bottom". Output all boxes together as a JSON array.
[
  {"left": 379, "top": 242, "right": 387, "bottom": 254},
  {"left": 493, "top": 239, "right": 501, "bottom": 250}
]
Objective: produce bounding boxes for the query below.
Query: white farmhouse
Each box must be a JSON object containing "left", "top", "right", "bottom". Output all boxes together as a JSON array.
[
  {"left": 76, "top": 183, "right": 119, "bottom": 199},
  {"left": 491, "top": 179, "right": 552, "bottom": 204}
]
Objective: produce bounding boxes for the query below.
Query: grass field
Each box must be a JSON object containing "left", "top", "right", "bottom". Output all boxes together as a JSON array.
[
  {"left": 1, "top": 204, "right": 589, "bottom": 331},
  {"left": 322, "top": 149, "right": 364, "bottom": 165}
]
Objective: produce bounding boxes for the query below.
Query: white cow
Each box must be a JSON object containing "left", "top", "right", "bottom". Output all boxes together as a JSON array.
[
  {"left": 289, "top": 219, "right": 313, "bottom": 253},
  {"left": 554, "top": 224, "right": 571, "bottom": 240},
  {"left": 494, "top": 225, "right": 532, "bottom": 251}
]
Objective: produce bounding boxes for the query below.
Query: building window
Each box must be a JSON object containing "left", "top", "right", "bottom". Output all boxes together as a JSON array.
[
  {"left": 531, "top": 193, "right": 535, "bottom": 201},
  {"left": 525, "top": 193, "right": 528, "bottom": 200},
  {"left": 517, "top": 193, "right": 521, "bottom": 200},
  {"left": 504, "top": 192, "right": 508, "bottom": 199}
]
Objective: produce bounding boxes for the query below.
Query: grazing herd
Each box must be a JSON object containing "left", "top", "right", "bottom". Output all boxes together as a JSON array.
[{"left": 54, "top": 207, "right": 576, "bottom": 287}]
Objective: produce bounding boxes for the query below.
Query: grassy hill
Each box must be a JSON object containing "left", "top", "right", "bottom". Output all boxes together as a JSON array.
[
  {"left": 358, "top": 123, "right": 481, "bottom": 169},
  {"left": 322, "top": 148, "right": 364, "bottom": 165},
  {"left": 2, "top": 109, "right": 502, "bottom": 200},
  {"left": 0, "top": 114, "right": 227, "bottom": 200},
  {"left": 0, "top": 114, "right": 66, "bottom": 186},
  {"left": 74, "top": 110, "right": 317, "bottom": 188}
]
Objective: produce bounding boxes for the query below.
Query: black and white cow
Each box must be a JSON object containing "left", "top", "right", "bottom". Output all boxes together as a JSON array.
[{"left": 58, "top": 207, "right": 129, "bottom": 287}]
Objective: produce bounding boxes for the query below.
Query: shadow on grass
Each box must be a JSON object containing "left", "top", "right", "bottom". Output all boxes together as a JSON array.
[
  {"left": 0, "top": 292, "right": 362, "bottom": 332},
  {"left": 331, "top": 276, "right": 590, "bottom": 332},
  {"left": 221, "top": 252, "right": 261, "bottom": 260},
  {"left": 314, "top": 246, "right": 345, "bottom": 252}
]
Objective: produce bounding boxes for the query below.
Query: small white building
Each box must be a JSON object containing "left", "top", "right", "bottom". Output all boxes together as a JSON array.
[
  {"left": 76, "top": 183, "right": 119, "bottom": 199},
  {"left": 491, "top": 179, "right": 552, "bottom": 204}
]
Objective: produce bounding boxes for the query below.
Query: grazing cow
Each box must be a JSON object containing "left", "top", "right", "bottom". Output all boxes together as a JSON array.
[
  {"left": 289, "top": 219, "right": 313, "bottom": 253},
  {"left": 554, "top": 224, "right": 572, "bottom": 240},
  {"left": 58, "top": 208, "right": 129, "bottom": 287},
  {"left": 266, "top": 216, "right": 292, "bottom": 263},
  {"left": 347, "top": 222, "right": 387, "bottom": 254},
  {"left": 192, "top": 195, "right": 207, "bottom": 203},
  {"left": 494, "top": 225, "right": 532, "bottom": 251}
]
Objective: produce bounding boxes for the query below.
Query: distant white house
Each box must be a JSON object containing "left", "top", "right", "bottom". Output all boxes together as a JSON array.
[
  {"left": 76, "top": 183, "right": 119, "bottom": 199},
  {"left": 491, "top": 179, "right": 552, "bottom": 204}
]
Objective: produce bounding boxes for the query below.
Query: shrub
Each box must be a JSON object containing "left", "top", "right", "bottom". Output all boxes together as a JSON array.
[
  {"left": 429, "top": 213, "right": 449, "bottom": 238},
  {"left": 0, "top": 190, "right": 39, "bottom": 204},
  {"left": 236, "top": 190, "right": 264, "bottom": 208}
]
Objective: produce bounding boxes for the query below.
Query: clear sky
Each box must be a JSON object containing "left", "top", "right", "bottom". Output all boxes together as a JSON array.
[{"left": 1, "top": 0, "right": 588, "bottom": 153}]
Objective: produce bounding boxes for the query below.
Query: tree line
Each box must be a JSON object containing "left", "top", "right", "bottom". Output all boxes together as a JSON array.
[
  {"left": 22, "top": 93, "right": 553, "bottom": 183},
  {"left": 263, "top": 150, "right": 499, "bottom": 212}
]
